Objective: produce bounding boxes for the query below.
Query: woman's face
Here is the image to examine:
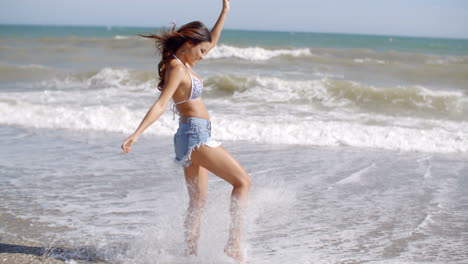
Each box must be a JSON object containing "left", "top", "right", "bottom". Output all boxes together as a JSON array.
[{"left": 186, "top": 41, "right": 211, "bottom": 66}]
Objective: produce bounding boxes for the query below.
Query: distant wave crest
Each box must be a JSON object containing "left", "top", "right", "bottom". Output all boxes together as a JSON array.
[{"left": 206, "top": 45, "right": 313, "bottom": 61}]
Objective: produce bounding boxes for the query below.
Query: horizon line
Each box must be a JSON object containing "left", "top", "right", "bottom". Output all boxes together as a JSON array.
[{"left": 1, "top": 22, "right": 467, "bottom": 41}]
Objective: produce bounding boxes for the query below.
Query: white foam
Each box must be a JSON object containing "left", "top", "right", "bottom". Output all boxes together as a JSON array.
[
  {"left": 223, "top": 76, "right": 466, "bottom": 114},
  {"left": 0, "top": 100, "right": 175, "bottom": 135},
  {"left": 29, "top": 70, "right": 468, "bottom": 117},
  {"left": 114, "top": 35, "right": 133, "bottom": 40},
  {"left": 1, "top": 70, "right": 468, "bottom": 154},
  {"left": 206, "top": 45, "right": 313, "bottom": 61},
  {"left": 416, "top": 156, "right": 433, "bottom": 180},
  {"left": 230, "top": 76, "right": 348, "bottom": 107},
  {"left": 353, "top": 57, "right": 386, "bottom": 64},
  {"left": 415, "top": 213, "right": 435, "bottom": 232},
  {"left": 335, "top": 163, "right": 376, "bottom": 185},
  {"left": 0, "top": 62, "right": 54, "bottom": 74},
  {"left": 426, "top": 56, "right": 464, "bottom": 65},
  {"left": 423, "top": 165, "right": 432, "bottom": 179},
  {"left": 19, "top": 64, "right": 52, "bottom": 69},
  {"left": 36, "top": 67, "right": 157, "bottom": 92},
  {"left": 214, "top": 116, "right": 468, "bottom": 153},
  {"left": 1, "top": 99, "right": 467, "bottom": 153}
]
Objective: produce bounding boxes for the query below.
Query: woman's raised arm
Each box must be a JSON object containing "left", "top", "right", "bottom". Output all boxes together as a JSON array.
[{"left": 209, "top": 0, "right": 230, "bottom": 51}]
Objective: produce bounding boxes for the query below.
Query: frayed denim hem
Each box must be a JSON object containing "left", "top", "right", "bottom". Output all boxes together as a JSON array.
[{"left": 175, "top": 137, "right": 221, "bottom": 168}]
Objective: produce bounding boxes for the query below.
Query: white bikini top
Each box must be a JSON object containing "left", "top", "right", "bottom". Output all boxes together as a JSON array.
[
  {"left": 171, "top": 54, "right": 204, "bottom": 119},
  {"left": 172, "top": 54, "right": 203, "bottom": 105}
]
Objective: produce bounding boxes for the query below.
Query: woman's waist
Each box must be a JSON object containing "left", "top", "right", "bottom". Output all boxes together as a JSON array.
[
  {"left": 179, "top": 116, "right": 210, "bottom": 125},
  {"left": 176, "top": 106, "right": 210, "bottom": 121},
  {"left": 177, "top": 116, "right": 212, "bottom": 133}
]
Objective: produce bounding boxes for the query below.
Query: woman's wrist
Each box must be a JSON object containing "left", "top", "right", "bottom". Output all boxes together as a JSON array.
[{"left": 132, "top": 132, "right": 141, "bottom": 139}]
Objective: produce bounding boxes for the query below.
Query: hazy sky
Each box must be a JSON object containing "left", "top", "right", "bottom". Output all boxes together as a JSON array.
[{"left": 1, "top": 0, "right": 467, "bottom": 38}]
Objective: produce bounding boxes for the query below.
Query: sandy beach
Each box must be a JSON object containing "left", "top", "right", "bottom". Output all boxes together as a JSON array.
[
  {"left": 0, "top": 235, "right": 107, "bottom": 264},
  {"left": 1, "top": 212, "right": 109, "bottom": 264}
]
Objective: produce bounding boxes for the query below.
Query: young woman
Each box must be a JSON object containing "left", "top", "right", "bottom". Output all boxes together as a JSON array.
[{"left": 121, "top": 0, "right": 251, "bottom": 262}]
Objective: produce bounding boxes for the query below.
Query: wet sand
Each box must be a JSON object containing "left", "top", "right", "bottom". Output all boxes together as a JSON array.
[
  {"left": 1, "top": 213, "right": 108, "bottom": 264},
  {"left": 0, "top": 234, "right": 109, "bottom": 264},
  {"left": 0, "top": 238, "right": 64, "bottom": 264},
  {"left": 0, "top": 238, "right": 109, "bottom": 264}
]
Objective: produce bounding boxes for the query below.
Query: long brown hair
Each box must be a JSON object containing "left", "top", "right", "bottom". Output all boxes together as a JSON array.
[{"left": 139, "top": 21, "right": 212, "bottom": 91}]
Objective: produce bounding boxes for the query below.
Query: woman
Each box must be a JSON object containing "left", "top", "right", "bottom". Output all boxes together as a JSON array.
[{"left": 121, "top": 0, "right": 251, "bottom": 262}]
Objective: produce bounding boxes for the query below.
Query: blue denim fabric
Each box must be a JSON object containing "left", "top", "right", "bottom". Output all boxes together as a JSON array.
[{"left": 173, "top": 117, "right": 220, "bottom": 167}]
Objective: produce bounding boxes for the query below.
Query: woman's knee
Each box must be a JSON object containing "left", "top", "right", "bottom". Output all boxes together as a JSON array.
[{"left": 233, "top": 173, "right": 252, "bottom": 190}]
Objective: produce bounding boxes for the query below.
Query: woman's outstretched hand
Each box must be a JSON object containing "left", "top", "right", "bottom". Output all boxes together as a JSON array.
[
  {"left": 121, "top": 134, "right": 138, "bottom": 153},
  {"left": 223, "top": 0, "right": 230, "bottom": 12}
]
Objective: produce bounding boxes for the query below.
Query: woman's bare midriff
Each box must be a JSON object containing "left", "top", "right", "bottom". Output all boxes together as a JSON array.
[{"left": 176, "top": 98, "right": 210, "bottom": 120}]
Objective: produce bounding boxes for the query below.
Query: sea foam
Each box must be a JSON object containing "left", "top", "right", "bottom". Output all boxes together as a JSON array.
[
  {"left": 206, "top": 45, "right": 313, "bottom": 61},
  {"left": 1, "top": 66, "right": 467, "bottom": 153},
  {"left": 1, "top": 99, "right": 467, "bottom": 153}
]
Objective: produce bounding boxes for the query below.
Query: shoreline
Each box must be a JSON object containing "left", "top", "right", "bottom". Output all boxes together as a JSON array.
[
  {"left": 0, "top": 239, "right": 63, "bottom": 264},
  {"left": 0, "top": 236, "right": 108, "bottom": 264},
  {"left": 0, "top": 213, "right": 108, "bottom": 264}
]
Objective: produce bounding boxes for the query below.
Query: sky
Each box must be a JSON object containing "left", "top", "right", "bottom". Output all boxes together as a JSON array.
[{"left": 1, "top": 0, "right": 467, "bottom": 39}]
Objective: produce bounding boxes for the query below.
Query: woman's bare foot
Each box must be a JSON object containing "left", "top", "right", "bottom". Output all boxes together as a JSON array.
[
  {"left": 184, "top": 246, "right": 197, "bottom": 256},
  {"left": 184, "top": 235, "right": 198, "bottom": 256},
  {"left": 224, "top": 239, "right": 245, "bottom": 264}
]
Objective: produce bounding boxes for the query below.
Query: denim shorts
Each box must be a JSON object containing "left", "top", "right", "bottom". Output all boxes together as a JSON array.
[{"left": 174, "top": 117, "right": 221, "bottom": 167}]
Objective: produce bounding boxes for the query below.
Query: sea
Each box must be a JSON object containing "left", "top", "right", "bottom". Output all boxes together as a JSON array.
[{"left": 0, "top": 24, "right": 467, "bottom": 263}]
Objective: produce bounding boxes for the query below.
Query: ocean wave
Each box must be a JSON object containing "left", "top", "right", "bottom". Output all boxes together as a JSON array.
[
  {"left": 425, "top": 56, "right": 467, "bottom": 65},
  {"left": 8, "top": 65, "right": 467, "bottom": 120},
  {"left": 205, "top": 75, "right": 467, "bottom": 119},
  {"left": 82, "top": 67, "right": 156, "bottom": 90},
  {"left": 353, "top": 58, "right": 386, "bottom": 64},
  {"left": 114, "top": 35, "right": 135, "bottom": 40},
  {"left": 324, "top": 81, "right": 466, "bottom": 118},
  {"left": 207, "top": 45, "right": 313, "bottom": 61},
  {"left": 0, "top": 63, "right": 57, "bottom": 82},
  {"left": 209, "top": 115, "right": 468, "bottom": 153},
  {"left": 36, "top": 67, "right": 466, "bottom": 120},
  {"left": 36, "top": 67, "right": 157, "bottom": 91},
  {"left": 11, "top": 36, "right": 147, "bottom": 52},
  {"left": 204, "top": 75, "right": 257, "bottom": 94},
  {"left": 0, "top": 63, "right": 54, "bottom": 71},
  {"left": 0, "top": 101, "right": 466, "bottom": 153},
  {"left": 312, "top": 48, "right": 468, "bottom": 66}
]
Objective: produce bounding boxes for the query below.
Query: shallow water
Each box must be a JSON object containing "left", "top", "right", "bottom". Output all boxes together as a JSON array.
[{"left": 1, "top": 125, "right": 467, "bottom": 263}]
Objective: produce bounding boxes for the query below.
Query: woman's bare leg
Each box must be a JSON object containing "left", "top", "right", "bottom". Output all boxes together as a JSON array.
[
  {"left": 191, "top": 145, "right": 251, "bottom": 263},
  {"left": 183, "top": 164, "right": 208, "bottom": 255}
]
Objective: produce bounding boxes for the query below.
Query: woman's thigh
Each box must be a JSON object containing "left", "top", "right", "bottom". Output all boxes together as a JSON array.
[{"left": 190, "top": 145, "right": 251, "bottom": 187}]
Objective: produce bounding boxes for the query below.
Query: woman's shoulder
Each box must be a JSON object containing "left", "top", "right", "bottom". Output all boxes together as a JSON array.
[
  {"left": 165, "top": 59, "right": 189, "bottom": 83},
  {"left": 167, "top": 57, "right": 181, "bottom": 69},
  {"left": 166, "top": 59, "right": 186, "bottom": 75}
]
